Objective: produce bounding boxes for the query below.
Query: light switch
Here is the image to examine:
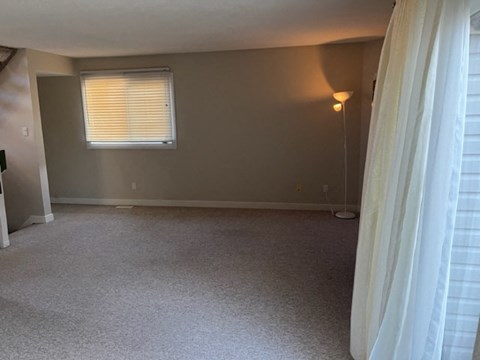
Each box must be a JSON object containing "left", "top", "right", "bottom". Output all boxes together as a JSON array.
[{"left": 22, "top": 127, "right": 29, "bottom": 137}]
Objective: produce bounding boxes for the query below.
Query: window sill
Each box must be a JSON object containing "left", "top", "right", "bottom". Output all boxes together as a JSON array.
[{"left": 86, "top": 142, "right": 177, "bottom": 150}]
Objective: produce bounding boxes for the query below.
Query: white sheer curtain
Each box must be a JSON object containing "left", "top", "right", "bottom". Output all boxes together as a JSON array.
[{"left": 350, "top": 0, "right": 470, "bottom": 359}]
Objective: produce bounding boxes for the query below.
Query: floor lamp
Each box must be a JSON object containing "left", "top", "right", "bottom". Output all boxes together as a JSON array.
[{"left": 333, "top": 91, "right": 355, "bottom": 219}]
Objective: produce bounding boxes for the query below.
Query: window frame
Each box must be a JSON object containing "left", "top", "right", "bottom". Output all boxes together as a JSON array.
[{"left": 80, "top": 67, "right": 177, "bottom": 150}]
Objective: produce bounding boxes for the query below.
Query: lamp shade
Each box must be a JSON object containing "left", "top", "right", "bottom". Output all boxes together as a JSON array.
[{"left": 333, "top": 91, "right": 354, "bottom": 103}]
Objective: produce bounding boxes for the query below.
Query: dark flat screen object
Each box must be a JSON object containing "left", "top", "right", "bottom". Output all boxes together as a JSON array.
[
  {"left": 0, "top": 149, "right": 4, "bottom": 194},
  {"left": 0, "top": 150, "right": 6, "bottom": 173}
]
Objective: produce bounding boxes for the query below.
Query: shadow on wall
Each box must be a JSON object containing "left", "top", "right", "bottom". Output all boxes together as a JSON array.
[{"left": 317, "top": 43, "right": 364, "bottom": 206}]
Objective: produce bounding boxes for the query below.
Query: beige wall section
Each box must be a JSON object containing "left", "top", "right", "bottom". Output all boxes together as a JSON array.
[
  {"left": 39, "top": 43, "right": 377, "bottom": 207},
  {"left": 0, "top": 49, "right": 74, "bottom": 231},
  {"left": 25, "top": 49, "right": 75, "bottom": 219},
  {"left": 0, "top": 50, "right": 42, "bottom": 231},
  {"left": 358, "top": 39, "right": 384, "bottom": 205},
  {"left": 27, "top": 49, "right": 76, "bottom": 76}
]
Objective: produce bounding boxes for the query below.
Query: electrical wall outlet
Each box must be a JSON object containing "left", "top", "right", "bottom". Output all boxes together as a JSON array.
[
  {"left": 131, "top": 182, "right": 137, "bottom": 191},
  {"left": 296, "top": 183, "right": 303, "bottom": 192},
  {"left": 323, "top": 184, "right": 329, "bottom": 192}
]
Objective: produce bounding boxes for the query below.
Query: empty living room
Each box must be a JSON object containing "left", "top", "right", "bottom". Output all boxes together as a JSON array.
[{"left": 1, "top": 1, "right": 480, "bottom": 359}]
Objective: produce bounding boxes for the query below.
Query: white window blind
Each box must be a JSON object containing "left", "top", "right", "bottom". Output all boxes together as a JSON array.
[
  {"left": 443, "top": 32, "right": 480, "bottom": 360},
  {"left": 81, "top": 69, "right": 176, "bottom": 149}
]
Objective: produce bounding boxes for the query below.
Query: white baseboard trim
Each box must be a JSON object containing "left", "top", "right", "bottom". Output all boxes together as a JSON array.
[
  {"left": 51, "top": 197, "right": 360, "bottom": 213},
  {"left": 22, "top": 213, "right": 55, "bottom": 228}
]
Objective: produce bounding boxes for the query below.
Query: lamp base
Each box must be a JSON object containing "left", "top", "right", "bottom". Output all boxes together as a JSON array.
[{"left": 335, "top": 211, "right": 356, "bottom": 220}]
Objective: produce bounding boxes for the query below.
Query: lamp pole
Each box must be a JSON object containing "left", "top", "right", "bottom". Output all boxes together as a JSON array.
[{"left": 333, "top": 91, "right": 355, "bottom": 219}]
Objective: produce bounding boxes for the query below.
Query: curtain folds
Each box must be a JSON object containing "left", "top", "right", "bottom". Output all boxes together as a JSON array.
[{"left": 350, "top": 0, "right": 471, "bottom": 359}]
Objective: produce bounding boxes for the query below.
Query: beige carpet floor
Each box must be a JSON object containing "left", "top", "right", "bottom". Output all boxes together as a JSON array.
[{"left": 0, "top": 205, "right": 358, "bottom": 360}]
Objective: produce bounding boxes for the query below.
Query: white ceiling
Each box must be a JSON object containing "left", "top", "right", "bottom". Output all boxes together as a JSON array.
[{"left": 0, "top": 0, "right": 393, "bottom": 58}]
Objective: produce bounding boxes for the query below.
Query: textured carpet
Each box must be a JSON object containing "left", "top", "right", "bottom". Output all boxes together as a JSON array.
[{"left": 0, "top": 205, "right": 358, "bottom": 360}]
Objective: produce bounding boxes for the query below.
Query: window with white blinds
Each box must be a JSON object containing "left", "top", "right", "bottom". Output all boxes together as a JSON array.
[
  {"left": 80, "top": 69, "right": 176, "bottom": 149},
  {"left": 442, "top": 32, "right": 480, "bottom": 360}
]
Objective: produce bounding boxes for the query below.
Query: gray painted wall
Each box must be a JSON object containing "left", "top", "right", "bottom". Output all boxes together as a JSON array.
[
  {"left": 27, "top": 49, "right": 76, "bottom": 218},
  {"left": 0, "top": 50, "right": 41, "bottom": 231},
  {"left": 0, "top": 49, "right": 74, "bottom": 231},
  {"left": 39, "top": 43, "right": 381, "bottom": 207}
]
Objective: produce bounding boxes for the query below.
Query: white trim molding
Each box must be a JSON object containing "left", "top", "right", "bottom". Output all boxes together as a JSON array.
[
  {"left": 0, "top": 190, "right": 9, "bottom": 249},
  {"left": 51, "top": 197, "right": 360, "bottom": 213},
  {"left": 21, "top": 213, "right": 55, "bottom": 228}
]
